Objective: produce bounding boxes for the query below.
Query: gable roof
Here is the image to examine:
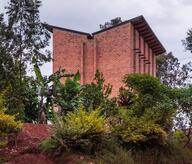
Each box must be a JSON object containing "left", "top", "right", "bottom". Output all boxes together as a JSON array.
[
  {"left": 44, "top": 15, "right": 166, "bottom": 55},
  {"left": 43, "top": 24, "right": 91, "bottom": 36}
]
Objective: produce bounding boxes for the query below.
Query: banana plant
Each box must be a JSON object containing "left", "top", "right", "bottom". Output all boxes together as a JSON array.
[{"left": 33, "top": 57, "right": 74, "bottom": 123}]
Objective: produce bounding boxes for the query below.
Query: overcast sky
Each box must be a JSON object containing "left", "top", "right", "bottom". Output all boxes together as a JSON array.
[{"left": 1, "top": 0, "right": 192, "bottom": 75}]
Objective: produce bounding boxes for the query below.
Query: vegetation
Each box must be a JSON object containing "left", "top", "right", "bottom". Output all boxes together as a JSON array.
[
  {"left": 157, "top": 52, "right": 192, "bottom": 87},
  {"left": 80, "top": 70, "right": 117, "bottom": 116},
  {"left": 183, "top": 28, "right": 192, "bottom": 54},
  {"left": 1, "top": 0, "right": 192, "bottom": 163},
  {"left": 0, "top": 91, "right": 22, "bottom": 138},
  {"left": 39, "top": 73, "right": 192, "bottom": 163},
  {"left": 113, "top": 108, "right": 167, "bottom": 147},
  {"left": 51, "top": 70, "right": 81, "bottom": 116},
  {"left": 40, "top": 107, "right": 108, "bottom": 154},
  {"left": 99, "top": 17, "right": 123, "bottom": 30}
]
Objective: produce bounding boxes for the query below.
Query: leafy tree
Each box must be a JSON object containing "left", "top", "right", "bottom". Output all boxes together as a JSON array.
[
  {"left": 33, "top": 59, "right": 75, "bottom": 123},
  {"left": 52, "top": 72, "right": 81, "bottom": 116},
  {"left": 0, "top": 0, "right": 51, "bottom": 119},
  {"left": 115, "top": 74, "right": 177, "bottom": 148},
  {"left": 6, "top": 0, "right": 51, "bottom": 65},
  {"left": 0, "top": 14, "right": 15, "bottom": 90},
  {"left": 183, "top": 28, "right": 192, "bottom": 53},
  {"left": 119, "top": 74, "right": 176, "bottom": 132},
  {"left": 0, "top": 14, "right": 26, "bottom": 119},
  {"left": 174, "top": 87, "right": 192, "bottom": 147},
  {"left": 22, "top": 77, "right": 39, "bottom": 123},
  {"left": 5, "top": 0, "right": 51, "bottom": 114},
  {"left": 80, "top": 70, "right": 117, "bottom": 116},
  {"left": 100, "top": 17, "right": 122, "bottom": 30},
  {"left": 157, "top": 52, "right": 192, "bottom": 87}
]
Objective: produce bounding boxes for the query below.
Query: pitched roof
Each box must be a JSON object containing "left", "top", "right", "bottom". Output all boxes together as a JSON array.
[
  {"left": 43, "top": 24, "right": 91, "bottom": 36},
  {"left": 44, "top": 15, "right": 166, "bottom": 55}
]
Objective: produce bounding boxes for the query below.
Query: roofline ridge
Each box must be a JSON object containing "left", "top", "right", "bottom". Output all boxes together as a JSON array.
[
  {"left": 92, "top": 15, "right": 144, "bottom": 35},
  {"left": 43, "top": 23, "right": 91, "bottom": 36},
  {"left": 43, "top": 15, "right": 166, "bottom": 55}
]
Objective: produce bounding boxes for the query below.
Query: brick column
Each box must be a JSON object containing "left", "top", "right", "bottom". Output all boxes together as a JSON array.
[
  {"left": 93, "top": 38, "right": 97, "bottom": 75},
  {"left": 134, "top": 30, "right": 140, "bottom": 73},
  {"left": 153, "top": 54, "right": 157, "bottom": 77},
  {"left": 130, "top": 24, "right": 135, "bottom": 73},
  {"left": 152, "top": 52, "right": 154, "bottom": 76},
  {"left": 80, "top": 42, "right": 85, "bottom": 84},
  {"left": 149, "top": 48, "right": 153, "bottom": 76},
  {"left": 139, "top": 36, "right": 144, "bottom": 74},
  {"left": 144, "top": 43, "right": 149, "bottom": 74},
  {"left": 147, "top": 47, "right": 150, "bottom": 74}
]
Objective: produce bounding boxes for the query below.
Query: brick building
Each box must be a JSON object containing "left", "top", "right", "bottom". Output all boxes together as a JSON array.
[{"left": 45, "top": 15, "right": 166, "bottom": 96}]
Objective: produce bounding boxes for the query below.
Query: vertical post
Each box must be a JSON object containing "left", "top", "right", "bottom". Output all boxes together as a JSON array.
[
  {"left": 147, "top": 47, "right": 150, "bottom": 74},
  {"left": 149, "top": 48, "right": 153, "bottom": 76},
  {"left": 140, "top": 36, "right": 144, "bottom": 74},
  {"left": 135, "top": 30, "right": 140, "bottom": 73},
  {"left": 144, "top": 43, "right": 149, "bottom": 74},
  {"left": 130, "top": 24, "right": 135, "bottom": 73},
  {"left": 153, "top": 54, "right": 157, "bottom": 77},
  {"left": 133, "top": 30, "right": 136, "bottom": 73},
  {"left": 151, "top": 51, "right": 154, "bottom": 77},
  {"left": 80, "top": 42, "right": 85, "bottom": 84},
  {"left": 94, "top": 38, "right": 97, "bottom": 74}
]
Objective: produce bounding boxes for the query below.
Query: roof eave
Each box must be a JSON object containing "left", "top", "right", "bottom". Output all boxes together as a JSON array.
[
  {"left": 43, "top": 15, "right": 166, "bottom": 54},
  {"left": 43, "top": 23, "right": 91, "bottom": 36}
]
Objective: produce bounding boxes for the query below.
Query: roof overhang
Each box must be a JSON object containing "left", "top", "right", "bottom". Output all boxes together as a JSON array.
[
  {"left": 92, "top": 15, "right": 166, "bottom": 55},
  {"left": 130, "top": 16, "right": 166, "bottom": 55},
  {"left": 43, "top": 23, "right": 91, "bottom": 36}
]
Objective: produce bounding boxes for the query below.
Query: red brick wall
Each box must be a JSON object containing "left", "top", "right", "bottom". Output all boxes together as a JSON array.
[
  {"left": 52, "top": 23, "right": 158, "bottom": 96},
  {"left": 83, "top": 40, "right": 94, "bottom": 84},
  {"left": 94, "top": 23, "right": 134, "bottom": 96},
  {"left": 53, "top": 29, "right": 88, "bottom": 76}
]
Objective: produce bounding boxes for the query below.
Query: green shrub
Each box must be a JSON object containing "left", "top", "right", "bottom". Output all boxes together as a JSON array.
[
  {"left": 40, "top": 107, "right": 109, "bottom": 154},
  {"left": 119, "top": 74, "right": 176, "bottom": 132},
  {"left": 80, "top": 70, "right": 117, "bottom": 116},
  {"left": 53, "top": 76, "right": 81, "bottom": 115},
  {"left": 173, "top": 130, "right": 186, "bottom": 143},
  {"left": 39, "top": 137, "right": 60, "bottom": 153},
  {"left": 0, "top": 91, "right": 23, "bottom": 138},
  {"left": 0, "top": 113, "right": 23, "bottom": 137},
  {"left": 113, "top": 108, "right": 167, "bottom": 148},
  {"left": 123, "top": 73, "right": 162, "bottom": 96}
]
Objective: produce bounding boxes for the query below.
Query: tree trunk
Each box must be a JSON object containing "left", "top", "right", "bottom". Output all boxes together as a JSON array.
[{"left": 38, "top": 96, "right": 47, "bottom": 124}]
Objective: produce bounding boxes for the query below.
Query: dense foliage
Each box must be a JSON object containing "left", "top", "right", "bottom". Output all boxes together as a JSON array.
[
  {"left": 39, "top": 73, "right": 192, "bottom": 163},
  {"left": 52, "top": 71, "right": 81, "bottom": 115},
  {"left": 0, "top": 0, "right": 51, "bottom": 120},
  {"left": 157, "top": 52, "right": 192, "bottom": 87},
  {"left": 0, "top": 91, "right": 22, "bottom": 137},
  {"left": 6, "top": 0, "right": 51, "bottom": 64},
  {"left": 120, "top": 74, "right": 175, "bottom": 131},
  {"left": 1, "top": 1, "right": 192, "bottom": 163},
  {"left": 80, "top": 70, "right": 117, "bottom": 116},
  {"left": 40, "top": 108, "right": 108, "bottom": 154},
  {"left": 183, "top": 28, "right": 192, "bottom": 54},
  {"left": 113, "top": 108, "right": 167, "bottom": 148}
]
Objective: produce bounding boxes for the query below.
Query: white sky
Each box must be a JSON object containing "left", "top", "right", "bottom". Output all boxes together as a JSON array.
[{"left": 1, "top": 0, "right": 192, "bottom": 76}]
